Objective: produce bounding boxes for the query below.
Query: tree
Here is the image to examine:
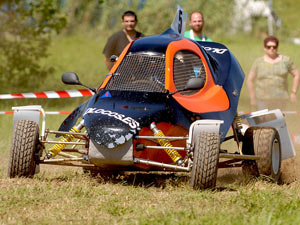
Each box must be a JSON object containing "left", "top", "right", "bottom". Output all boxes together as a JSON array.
[{"left": 0, "top": 0, "right": 66, "bottom": 92}]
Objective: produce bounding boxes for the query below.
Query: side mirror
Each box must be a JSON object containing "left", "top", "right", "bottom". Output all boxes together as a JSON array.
[
  {"left": 184, "top": 77, "right": 205, "bottom": 90},
  {"left": 62, "top": 72, "right": 81, "bottom": 85},
  {"left": 61, "top": 72, "right": 97, "bottom": 93}
]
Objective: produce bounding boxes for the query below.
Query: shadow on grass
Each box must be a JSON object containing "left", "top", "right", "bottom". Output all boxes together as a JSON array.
[
  {"left": 87, "top": 171, "right": 240, "bottom": 191},
  {"left": 94, "top": 172, "right": 190, "bottom": 189},
  {"left": 34, "top": 162, "right": 297, "bottom": 191}
]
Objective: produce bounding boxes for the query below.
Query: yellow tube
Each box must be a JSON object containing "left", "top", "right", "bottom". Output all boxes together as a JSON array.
[
  {"left": 234, "top": 113, "right": 243, "bottom": 130},
  {"left": 47, "top": 120, "right": 84, "bottom": 158},
  {"left": 150, "top": 122, "right": 182, "bottom": 163}
]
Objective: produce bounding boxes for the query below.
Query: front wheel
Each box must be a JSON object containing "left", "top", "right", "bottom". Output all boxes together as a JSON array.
[
  {"left": 8, "top": 120, "right": 40, "bottom": 178},
  {"left": 190, "top": 131, "right": 220, "bottom": 190}
]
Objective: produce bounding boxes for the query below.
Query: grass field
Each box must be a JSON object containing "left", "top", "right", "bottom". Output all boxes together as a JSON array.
[
  {"left": 1, "top": 111, "right": 300, "bottom": 224},
  {"left": 2, "top": 12, "right": 300, "bottom": 225}
]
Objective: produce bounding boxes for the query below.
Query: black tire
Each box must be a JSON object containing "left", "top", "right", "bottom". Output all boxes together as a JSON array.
[
  {"left": 8, "top": 120, "right": 40, "bottom": 178},
  {"left": 190, "top": 131, "right": 220, "bottom": 190},
  {"left": 242, "top": 127, "right": 281, "bottom": 181}
]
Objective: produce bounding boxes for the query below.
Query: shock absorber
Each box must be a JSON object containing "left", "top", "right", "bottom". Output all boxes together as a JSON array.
[
  {"left": 46, "top": 120, "right": 85, "bottom": 159},
  {"left": 150, "top": 122, "right": 183, "bottom": 165},
  {"left": 234, "top": 113, "right": 243, "bottom": 130},
  {"left": 233, "top": 113, "right": 243, "bottom": 154}
]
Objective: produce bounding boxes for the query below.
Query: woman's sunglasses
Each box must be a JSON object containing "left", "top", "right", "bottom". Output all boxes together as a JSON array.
[{"left": 266, "top": 45, "right": 277, "bottom": 49}]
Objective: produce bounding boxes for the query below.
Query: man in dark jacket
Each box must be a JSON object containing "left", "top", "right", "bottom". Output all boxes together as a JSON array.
[{"left": 103, "top": 10, "right": 144, "bottom": 70}]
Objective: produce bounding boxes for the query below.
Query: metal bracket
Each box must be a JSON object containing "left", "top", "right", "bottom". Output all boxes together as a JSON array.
[{"left": 187, "top": 119, "right": 223, "bottom": 148}]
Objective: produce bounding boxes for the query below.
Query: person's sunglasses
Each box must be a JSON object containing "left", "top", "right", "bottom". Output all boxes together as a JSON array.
[{"left": 266, "top": 45, "right": 277, "bottom": 49}]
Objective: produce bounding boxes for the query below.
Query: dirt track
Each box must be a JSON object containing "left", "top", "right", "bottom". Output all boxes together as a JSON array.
[
  {"left": 216, "top": 102, "right": 300, "bottom": 185},
  {"left": 280, "top": 145, "right": 300, "bottom": 183},
  {"left": 216, "top": 141, "right": 300, "bottom": 186}
]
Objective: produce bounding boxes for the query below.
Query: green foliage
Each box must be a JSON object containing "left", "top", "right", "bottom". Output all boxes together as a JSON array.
[
  {"left": 274, "top": 0, "right": 300, "bottom": 38},
  {"left": 58, "top": 0, "right": 233, "bottom": 37},
  {"left": 96, "top": 0, "right": 234, "bottom": 37},
  {"left": 61, "top": 0, "right": 300, "bottom": 39},
  {"left": 137, "top": 0, "right": 179, "bottom": 35},
  {"left": 62, "top": 0, "right": 103, "bottom": 33},
  {"left": 0, "top": 0, "right": 66, "bottom": 92},
  {"left": 180, "top": 0, "right": 234, "bottom": 38}
]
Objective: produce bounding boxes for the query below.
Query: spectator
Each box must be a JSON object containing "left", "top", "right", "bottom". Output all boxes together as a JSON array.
[
  {"left": 247, "top": 35, "right": 300, "bottom": 110},
  {"left": 184, "top": 11, "right": 212, "bottom": 41},
  {"left": 102, "top": 10, "right": 144, "bottom": 70}
]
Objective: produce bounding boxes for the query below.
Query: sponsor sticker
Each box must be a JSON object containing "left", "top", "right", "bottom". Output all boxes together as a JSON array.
[
  {"left": 203, "top": 47, "right": 228, "bottom": 54},
  {"left": 84, "top": 108, "right": 140, "bottom": 129}
]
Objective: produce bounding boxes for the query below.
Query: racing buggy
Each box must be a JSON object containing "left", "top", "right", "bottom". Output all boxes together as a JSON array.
[{"left": 8, "top": 7, "right": 295, "bottom": 190}]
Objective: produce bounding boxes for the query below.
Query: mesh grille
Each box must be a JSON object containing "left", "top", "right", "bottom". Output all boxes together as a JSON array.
[
  {"left": 105, "top": 53, "right": 166, "bottom": 93},
  {"left": 173, "top": 50, "right": 206, "bottom": 95}
]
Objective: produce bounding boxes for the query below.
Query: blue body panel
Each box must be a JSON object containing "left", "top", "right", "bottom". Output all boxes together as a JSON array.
[
  {"left": 129, "top": 29, "right": 181, "bottom": 54},
  {"left": 82, "top": 91, "right": 175, "bottom": 147},
  {"left": 84, "top": 90, "right": 173, "bottom": 127},
  {"left": 193, "top": 41, "right": 244, "bottom": 139},
  {"left": 59, "top": 31, "right": 245, "bottom": 144}
]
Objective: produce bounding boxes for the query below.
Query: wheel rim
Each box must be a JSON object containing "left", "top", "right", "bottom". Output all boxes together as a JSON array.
[{"left": 272, "top": 138, "right": 280, "bottom": 174}]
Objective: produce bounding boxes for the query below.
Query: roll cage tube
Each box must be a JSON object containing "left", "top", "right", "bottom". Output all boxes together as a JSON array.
[
  {"left": 99, "top": 42, "right": 134, "bottom": 90},
  {"left": 165, "top": 39, "right": 229, "bottom": 113}
]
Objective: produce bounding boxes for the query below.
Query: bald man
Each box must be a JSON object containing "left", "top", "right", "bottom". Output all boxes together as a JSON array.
[{"left": 184, "top": 11, "right": 212, "bottom": 41}]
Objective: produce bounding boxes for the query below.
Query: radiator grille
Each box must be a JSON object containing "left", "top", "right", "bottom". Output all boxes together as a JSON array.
[
  {"left": 105, "top": 53, "right": 166, "bottom": 93},
  {"left": 173, "top": 50, "right": 206, "bottom": 95}
]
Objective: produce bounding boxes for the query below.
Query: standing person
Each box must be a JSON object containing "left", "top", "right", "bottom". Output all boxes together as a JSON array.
[
  {"left": 184, "top": 11, "right": 212, "bottom": 41},
  {"left": 102, "top": 10, "right": 144, "bottom": 70},
  {"left": 247, "top": 35, "right": 300, "bottom": 110}
]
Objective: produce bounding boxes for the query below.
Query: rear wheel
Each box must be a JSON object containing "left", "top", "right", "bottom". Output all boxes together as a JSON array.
[
  {"left": 8, "top": 120, "right": 40, "bottom": 178},
  {"left": 190, "top": 131, "right": 220, "bottom": 190},
  {"left": 242, "top": 127, "right": 281, "bottom": 181}
]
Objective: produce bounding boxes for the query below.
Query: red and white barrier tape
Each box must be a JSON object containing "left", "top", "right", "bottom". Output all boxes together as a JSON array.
[
  {"left": 238, "top": 111, "right": 300, "bottom": 115},
  {"left": 291, "top": 135, "right": 300, "bottom": 145},
  {"left": 281, "top": 111, "right": 300, "bottom": 115},
  {"left": 0, "top": 111, "right": 71, "bottom": 115},
  {"left": 0, "top": 89, "right": 94, "bottom": 99}
]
